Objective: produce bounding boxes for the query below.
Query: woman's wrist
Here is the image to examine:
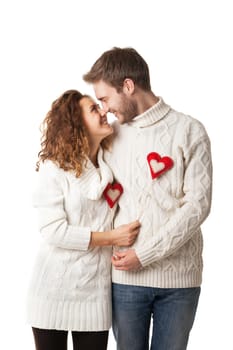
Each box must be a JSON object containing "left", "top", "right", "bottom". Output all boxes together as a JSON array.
[{"left": 89, "top": 231, "right": 112, "bottom": 247}]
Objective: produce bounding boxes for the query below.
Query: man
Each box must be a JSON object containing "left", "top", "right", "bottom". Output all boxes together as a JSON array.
[{"left": 83, "top": 47, "right": 212, "bottom": 350}]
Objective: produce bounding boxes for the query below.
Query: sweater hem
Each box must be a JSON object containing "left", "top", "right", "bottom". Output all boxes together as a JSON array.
[
  {"left": 112, "top": 269, "right": 202, "bottom": 288},
  {"left": 26, "top": 297, "right": 111, "bottom": 331}
]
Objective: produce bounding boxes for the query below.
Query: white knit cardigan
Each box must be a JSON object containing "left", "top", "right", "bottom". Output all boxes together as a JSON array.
[
  {"left": 105, "top": 98, "right": 212, "bottom": 288},
  {"left": 27, "top": 147, "right": 115, "bottom": 331}
]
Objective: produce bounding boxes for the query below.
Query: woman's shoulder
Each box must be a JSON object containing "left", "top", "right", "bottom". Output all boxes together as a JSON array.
[
  {"left": 39, "top": 159, "right": 59, "bottom": 172},
  {"left": 37, "top": 160, "right": 66, "bottom": 181}
]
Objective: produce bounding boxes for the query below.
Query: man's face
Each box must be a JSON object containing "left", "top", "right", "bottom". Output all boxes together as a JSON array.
[{"left": 93, "top": 80, "right": 138, "bottom": 124}]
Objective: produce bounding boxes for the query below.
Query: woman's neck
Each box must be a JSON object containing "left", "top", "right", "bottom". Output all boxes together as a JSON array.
[{"left": 89, "top": 142, "right": 100, "bottom": 168}]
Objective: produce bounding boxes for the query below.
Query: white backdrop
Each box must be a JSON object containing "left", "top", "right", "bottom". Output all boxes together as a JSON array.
[{"left": 0, "top": 0, "right": 232, "bottom": 349}]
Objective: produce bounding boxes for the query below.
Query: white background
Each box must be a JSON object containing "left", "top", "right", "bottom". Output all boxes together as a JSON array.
[{"left": 0, "top": 0, "right": 232, "bottom": 349}]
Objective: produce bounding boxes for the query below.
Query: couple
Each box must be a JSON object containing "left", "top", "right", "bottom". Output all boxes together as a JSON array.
[{"left": 27, "top": 47, "right": 212, "bottom": 350}]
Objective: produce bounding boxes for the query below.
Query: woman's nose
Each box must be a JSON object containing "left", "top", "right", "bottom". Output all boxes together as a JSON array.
[{"left": 99, "top": 108, "right": 107, "bottom": 117}]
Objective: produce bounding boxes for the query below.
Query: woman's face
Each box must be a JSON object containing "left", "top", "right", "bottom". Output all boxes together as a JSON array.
[{"left": 79, "top": 96, "right": 113, "bottom": 142}]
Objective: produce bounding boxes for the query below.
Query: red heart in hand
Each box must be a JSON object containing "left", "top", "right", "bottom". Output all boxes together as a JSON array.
[
  {"left": 103, "top": 182, "right": 123, "bottom": 208},
  {"left": 147, "top": 152, "right": 173, "bottom": 179}
]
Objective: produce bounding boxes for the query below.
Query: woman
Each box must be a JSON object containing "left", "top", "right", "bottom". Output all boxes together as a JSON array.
[{"left": 26, "top": 90, "right": 140, "bottom": 350}]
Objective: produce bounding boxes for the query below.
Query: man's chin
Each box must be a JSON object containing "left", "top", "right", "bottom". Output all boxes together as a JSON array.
[{"left": 116, "top": 115, "right": 125, "bottom": 124}]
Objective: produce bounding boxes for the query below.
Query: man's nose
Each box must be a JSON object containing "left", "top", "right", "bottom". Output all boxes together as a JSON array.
[{"left": 101, "top": 102, "right": 109, "bottom": 113}]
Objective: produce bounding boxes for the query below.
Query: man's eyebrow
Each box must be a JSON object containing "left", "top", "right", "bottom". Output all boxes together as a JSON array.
[{"left": 97, "top": 96, "right": 107, "bottom": 101}]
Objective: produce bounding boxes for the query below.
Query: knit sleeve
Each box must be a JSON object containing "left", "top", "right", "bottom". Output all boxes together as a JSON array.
[
  {"left": 33, "top": 161, "right": 91, "bottom": 250},
  {"left": 135, "top": 123, "right": 212, "bottom": 267}
]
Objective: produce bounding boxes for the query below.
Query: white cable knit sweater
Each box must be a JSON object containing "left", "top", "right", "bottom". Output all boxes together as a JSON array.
[
  {"left": 27, "top": 148, "right": 115, "bottom": 331},
  {"left": 105, "top": 98, "right": 212, "bottom": 288}
]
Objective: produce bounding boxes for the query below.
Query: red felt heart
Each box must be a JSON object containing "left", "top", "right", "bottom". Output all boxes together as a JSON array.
[
  {"left": 103, "top": 182, "right": 123, "bottom": 208},
  {"left": 147, "top": 152, "right": 174, "bottom": 179}
]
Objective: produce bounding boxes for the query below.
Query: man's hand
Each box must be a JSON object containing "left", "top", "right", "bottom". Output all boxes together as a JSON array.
[{"left": 112, "top": 249, "right": 142, "bottom": 271}]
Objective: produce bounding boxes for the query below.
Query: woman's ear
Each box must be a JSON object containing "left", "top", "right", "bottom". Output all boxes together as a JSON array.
[{"left": 122, "top": 78, "right": 135, "bottom": 95}]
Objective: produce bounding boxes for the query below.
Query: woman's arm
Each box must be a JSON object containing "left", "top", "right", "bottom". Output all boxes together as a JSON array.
[
  {"left": 89, "top": 220, "right": 140, "bottom": 248},
  {"left": 34, "top": 161, "right": 140, "bottom": 250}
]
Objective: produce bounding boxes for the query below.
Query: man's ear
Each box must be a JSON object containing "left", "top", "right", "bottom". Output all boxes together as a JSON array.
[{"left": 122, "top": 78, "right": 135, "bottom": 95}]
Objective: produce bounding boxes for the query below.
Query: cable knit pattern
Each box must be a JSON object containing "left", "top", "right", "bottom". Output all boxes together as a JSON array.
[
  {"left": 27, "top": 147, "right": 114, "bottom": 331},
  {"left": 105, "top": 98, "right": 212, "bottom": 288}
]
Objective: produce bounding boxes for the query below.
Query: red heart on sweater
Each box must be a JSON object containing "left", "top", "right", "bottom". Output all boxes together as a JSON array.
[
  {"left": 147, "top": 152, "right": 174, "bottom": 179},
  {"left": 103, "top": 182, "right": 123, "bottom": 208}
]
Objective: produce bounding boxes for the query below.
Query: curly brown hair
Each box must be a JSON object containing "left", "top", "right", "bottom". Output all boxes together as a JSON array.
[{"left": 36, "top": 90, "right": 111, "bottom": 177}]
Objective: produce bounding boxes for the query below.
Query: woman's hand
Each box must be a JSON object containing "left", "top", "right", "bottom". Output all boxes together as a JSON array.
[{"left": 110, "top": 220, "right": 140, "bottom": 247}]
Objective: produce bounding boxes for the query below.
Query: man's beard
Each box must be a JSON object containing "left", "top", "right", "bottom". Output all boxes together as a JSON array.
[{"left": 118, "top": 95, "right": 138, "bottom": 123}]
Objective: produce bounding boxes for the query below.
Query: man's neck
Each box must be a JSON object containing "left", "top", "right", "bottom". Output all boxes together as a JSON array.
[{"left": 135, "top": 91, "right": 159, "bottom": 115}]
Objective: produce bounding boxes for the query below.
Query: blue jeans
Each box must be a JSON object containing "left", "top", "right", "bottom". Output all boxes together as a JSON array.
[{"left": 112, "top": 283, "right": 200, "bottom": 350}]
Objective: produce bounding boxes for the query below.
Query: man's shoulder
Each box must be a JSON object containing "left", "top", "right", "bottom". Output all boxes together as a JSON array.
[
  {"left": 168, "top": 107, "right": 208, "bottom": 133},
  {"left": 167, "top": 110, "right": 210, "bottom": 152}
]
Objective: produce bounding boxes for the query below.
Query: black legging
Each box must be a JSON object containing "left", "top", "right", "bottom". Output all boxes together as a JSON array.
[{"left": 32, "top": 327, "right": 109, "bottom": 350}]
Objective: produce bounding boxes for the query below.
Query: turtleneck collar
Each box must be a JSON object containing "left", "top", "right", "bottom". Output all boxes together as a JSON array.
[
  {"left": 128, "top": 97, "right": 170, "bottom": 128},
  {"left": 77, "top": 147, "right": 113, "bottom": 200}
]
